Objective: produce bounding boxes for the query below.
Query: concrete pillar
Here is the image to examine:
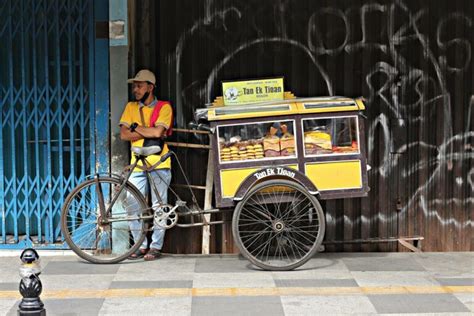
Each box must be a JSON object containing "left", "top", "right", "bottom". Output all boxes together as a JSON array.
[
  {"left": 110, "top": 0, "right": 130, "bottom": 253},
  {"left": 109, "top": 0, "right": 129, "bottom": 176}
]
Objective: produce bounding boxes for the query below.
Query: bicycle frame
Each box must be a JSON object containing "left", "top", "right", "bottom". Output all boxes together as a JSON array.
[{"left": 99, "top": 152, "right": 229, "bottom": 228}]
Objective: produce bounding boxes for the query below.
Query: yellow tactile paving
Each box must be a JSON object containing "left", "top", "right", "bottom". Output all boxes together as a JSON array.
[{"left": 0, "top": 286, "right": 472, "bottom": 299}]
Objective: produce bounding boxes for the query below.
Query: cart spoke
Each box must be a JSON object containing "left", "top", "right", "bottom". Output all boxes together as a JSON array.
[
  {"left": 233, "top": 179, "right": 325, "bottom": 270},
  {"left": 239, "top": 212, "right": 273, "bottom": 229},
  {"left": 285, "top": 202, "right": 314, "bottom": 226},
  {"left": 241, "top": 204, "right": 274, "bottom": 222},
  {"left": 286, "top": 228, "right": 317, "bottom": 245},
  {"left": 283, "top": 197, "right": 312, "bottom": 218},
  {"left": 247, "top": 195, "right": 275, "bottom": 219},
  {"left": 241, "top": 228, "right": 272, "bottom": 250},
  {"left": 249, "top": 230, "right": 281, "bottom": 258},
  {"left": 282, "top": 230, "right": 307, "bottom": 258}
]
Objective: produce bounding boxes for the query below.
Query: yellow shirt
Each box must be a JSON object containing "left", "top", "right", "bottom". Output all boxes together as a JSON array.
[{"left": 119, "top": 101, "right": 172, "bottom": 170}]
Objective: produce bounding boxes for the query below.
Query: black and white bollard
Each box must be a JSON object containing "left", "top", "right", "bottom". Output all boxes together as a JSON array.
[{"left": 18, "top": 248, "right": 46, "bottom": 316}]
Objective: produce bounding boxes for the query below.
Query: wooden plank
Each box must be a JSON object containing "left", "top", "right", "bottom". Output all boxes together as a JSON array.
[
  {"left": 324, "top": 236, "right": 424, "bottom": 244},
  {"left": 167, "top": 142, "right": 211, "bottom": 149},
  {"left": 174, "top": 128, "right": 211, "bottom": 135},
  {"left": 398, "top": 238, "right": 422, "bottom": 253},
  {"left": 201, "top": 148, "right": 214, "bottom": 254}
]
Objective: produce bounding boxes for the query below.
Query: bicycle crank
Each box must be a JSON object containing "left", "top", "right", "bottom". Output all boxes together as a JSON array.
[{"left": 153, "top": 204, "right": 179, "bottom": 229}]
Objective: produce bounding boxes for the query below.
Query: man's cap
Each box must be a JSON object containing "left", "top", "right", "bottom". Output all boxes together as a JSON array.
[{"left": 127, "top": 69, "right": 156, "bottom": 85}]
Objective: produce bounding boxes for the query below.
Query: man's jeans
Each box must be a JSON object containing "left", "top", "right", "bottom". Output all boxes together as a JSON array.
[{"left": 128, "top": 169, "right": 172, "bottom": 250}]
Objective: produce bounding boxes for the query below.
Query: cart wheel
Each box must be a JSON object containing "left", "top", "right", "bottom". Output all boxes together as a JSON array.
[
  {"left": 232, "top": 179, "right": 325, "bottom": 271},
  {"left": 61, "top": 177, "right": 148, "bottom": 264}
]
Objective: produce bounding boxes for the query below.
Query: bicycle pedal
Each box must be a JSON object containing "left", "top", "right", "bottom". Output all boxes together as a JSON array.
[{"left": 176, "top": 200, "right": 187, "bottom": 207}]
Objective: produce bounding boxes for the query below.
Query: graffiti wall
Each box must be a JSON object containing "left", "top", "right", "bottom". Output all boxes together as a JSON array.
[{"left": 131, "top": 0, "right": 473, "bottom": 252}]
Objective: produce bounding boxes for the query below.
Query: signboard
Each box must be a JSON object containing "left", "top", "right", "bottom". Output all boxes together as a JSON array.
[
  {"left": 222, "top": 77, "right": 284, "bottom": 106},
  {"left": 253, "top": 167, "right": 296, "bottom": 180}
]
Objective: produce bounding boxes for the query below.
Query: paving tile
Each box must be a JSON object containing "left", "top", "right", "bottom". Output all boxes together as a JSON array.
[
  {"left": 114, "top": 258, "right": 196, "bottom": 281},
  {"left": 110, "top": 280, "right": 193, "bottom": 289},
  {"left": 117, "top": 257, "right": 196, "bottom": 274},
  {"left": 0, "top": 283, "right": 18, "bottom": 291},
  {"left": 0, "top": 252, "right": 473, "bottom": 315},
  {"left": 352, "top": 271, "right": 439, "bottom": 287},
  {"left": 42, "top": 261, "right": 120, "bottom": 275},
  {"left": 271, "top": 268, "right": 353, "bottom": 280},
  {"left": 194, "top": 257, "right": 258, "bottom": 273},
  {"left": 368, "top": 294, "right": 471, "bottom": 314},
  {"left": 113, "top": 271, "right": 195, "bottom": 281},
  {"left": 41, "top": 275, "right": 115, "bottom": 290},
  {"left": 281, "top": 295, "right": 377, "bottom": 315},
  {"left": 324, "top": 252, "right": 394, "bottom": 258},
  {"left": 7, "top": 298, "right": 104, "bottom": 316},
  {"left": 453, "top": 293, "right": 474, "bottom": 312},
  {"left": 99, "top": 297, "right": 191, "bottom": 316},
  {"left": 191, "top": 296, "right": 284, "bottom": 316},
  {"left": 435, "top": 278, "right": 474, "bottom": 286},
  {"left": 413, "top": 252, "right": 474, "bottom": 277},
  {"left": 0, "top": 299, "right": 18, "bottom": 316},
  {"left": 50, "top": 256, "right": 87, "bottom": 262},
  {"left": 0, "top": 258, "right": 29, "bottom": 282},
  {"left": 377, "top": 313, "right": 474, "bottom": 316},
  {"left": 192, "top": 272, "right": 275, "bottom": 288},
  {"left": 343, "top": 256, "right": 425, "bottom": 271},
  {"left": 294, "top": 256, "right": 351, "bottom": 271},
  {"left": 275, "top": 278, "right": 358, "bottom": 287}
]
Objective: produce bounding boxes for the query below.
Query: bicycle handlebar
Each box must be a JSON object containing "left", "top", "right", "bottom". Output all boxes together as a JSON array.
[{"left": 188, "top": 121, "right": 213, "bottom": 133}]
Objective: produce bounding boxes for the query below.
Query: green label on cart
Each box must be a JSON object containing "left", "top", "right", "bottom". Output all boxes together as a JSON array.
[{"left": 222, "top": 77, "right": 284, "bottom": 106}]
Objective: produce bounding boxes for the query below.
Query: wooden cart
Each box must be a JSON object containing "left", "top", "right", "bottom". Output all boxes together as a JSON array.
[{"left": 194, "top": 96, "right": 370, "bottom": 269}]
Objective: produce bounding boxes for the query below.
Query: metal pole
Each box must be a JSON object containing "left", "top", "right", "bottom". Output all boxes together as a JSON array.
[{"left": 18, "top": 248, "right": 46, "bottom": 316}]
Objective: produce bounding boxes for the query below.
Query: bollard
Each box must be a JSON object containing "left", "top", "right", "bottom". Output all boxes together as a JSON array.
[{"left": 18, "top": 248, "right": 46, "bottom": 316}]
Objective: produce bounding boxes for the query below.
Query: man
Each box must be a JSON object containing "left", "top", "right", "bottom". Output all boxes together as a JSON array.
[{"left": 119, "top": 69, "right": 173, "bottom": 261}]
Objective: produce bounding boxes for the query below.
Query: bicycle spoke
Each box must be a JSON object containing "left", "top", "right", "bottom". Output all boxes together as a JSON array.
[{"left": 62, "top": 178, "right": 148, "bottom": 263}]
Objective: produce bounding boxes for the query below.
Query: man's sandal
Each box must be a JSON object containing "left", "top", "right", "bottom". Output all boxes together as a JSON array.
[
  {"left": 128, "top": 248, "right": 147, "bottom": 260},
  {"left": 144, "top": 249, "right": 161, "bottom": 261}
]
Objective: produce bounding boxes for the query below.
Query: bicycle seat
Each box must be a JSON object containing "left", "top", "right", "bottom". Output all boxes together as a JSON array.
[{"left": 131, "top": 145, "right": 162, "bottom": 156}]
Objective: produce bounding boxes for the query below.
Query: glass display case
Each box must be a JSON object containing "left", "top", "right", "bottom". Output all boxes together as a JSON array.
[
  {"left": 200, "top": 96, "right": 370, "bottom": 208},
  {"left": 217, "top": 120, "right": 297, "bottom": 163},
  {"left": 303, "top": 116, "right": 359, "bottom": 156}
]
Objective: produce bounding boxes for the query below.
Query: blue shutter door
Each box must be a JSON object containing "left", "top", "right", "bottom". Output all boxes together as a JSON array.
[{"left": 0, "top": 0, "right": 109, "bottom": 249}]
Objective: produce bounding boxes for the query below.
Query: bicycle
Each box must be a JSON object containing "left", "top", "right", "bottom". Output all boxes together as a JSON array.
[{"left": 61, "top": 128, "right": 326, "bottom": 270}]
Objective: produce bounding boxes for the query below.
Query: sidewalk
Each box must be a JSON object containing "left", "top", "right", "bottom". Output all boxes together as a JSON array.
[{"left": 0, "top": 252, "right": 472, "bottom": 315}]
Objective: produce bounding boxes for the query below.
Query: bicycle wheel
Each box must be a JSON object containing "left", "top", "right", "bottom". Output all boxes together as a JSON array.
[
  {"left": 232, "top": 179, "right": 325, "bottom": 271},
  {"left": 61, "top": 177, "right": 148, "bottom": 264}
]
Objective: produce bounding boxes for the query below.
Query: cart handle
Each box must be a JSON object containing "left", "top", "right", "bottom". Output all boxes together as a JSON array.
[{"left": 189, "top": 121, "right": 214, "bottom": 133}]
